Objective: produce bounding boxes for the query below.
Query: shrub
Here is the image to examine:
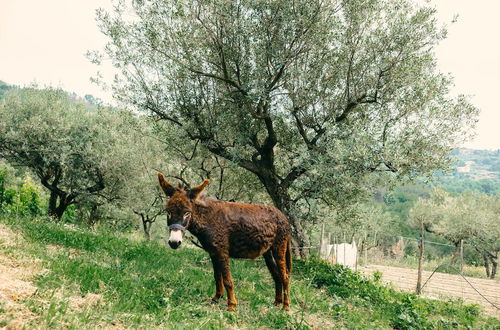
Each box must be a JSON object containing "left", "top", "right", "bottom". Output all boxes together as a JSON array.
[{"left": 0, "top": 170, "right": 45, "bottom": 217}]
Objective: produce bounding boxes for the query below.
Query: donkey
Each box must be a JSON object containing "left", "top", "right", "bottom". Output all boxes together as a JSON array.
[{"left": 158, "top": 173, "right": 292, "bottom": 311}]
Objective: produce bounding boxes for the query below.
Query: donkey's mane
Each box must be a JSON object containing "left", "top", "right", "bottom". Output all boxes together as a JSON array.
[{"left": 194, "top": 194, "right": 226, "bottom": 207}]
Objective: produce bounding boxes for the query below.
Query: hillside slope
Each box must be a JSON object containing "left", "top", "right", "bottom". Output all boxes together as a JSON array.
[{"left": 0, "top": 217, "right": 498, "bottom": 329}]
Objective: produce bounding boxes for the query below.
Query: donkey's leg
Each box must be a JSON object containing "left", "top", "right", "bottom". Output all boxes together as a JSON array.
[
  {"left": 273, "top": 241, "right": 290, "bottom": 311},
  {"left": 215, "top": 254, "right": 237, "bottom": 311},
  {"left": 263, "top": 250, "right": 283, "bottom": 306},
  {"left": 210, "top": 254, "right": 224, "bottom": 303}
]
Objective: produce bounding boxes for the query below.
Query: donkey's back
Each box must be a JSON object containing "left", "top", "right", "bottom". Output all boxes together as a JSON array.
[
  {"left": 210, "top": 202, "right": 289, "bottom": 259},
  {"left": 217, "top": 203, "right": 290, "bottom": 259}
]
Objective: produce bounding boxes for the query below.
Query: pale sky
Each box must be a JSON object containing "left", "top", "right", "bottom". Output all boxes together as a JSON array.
[{"left": 0, "top": 0, "right": 499, "bottom": 150}]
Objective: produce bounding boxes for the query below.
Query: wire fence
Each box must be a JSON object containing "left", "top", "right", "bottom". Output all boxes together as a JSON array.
[{"left": 299, "top": 227, "right": 499, "bottom": 315}]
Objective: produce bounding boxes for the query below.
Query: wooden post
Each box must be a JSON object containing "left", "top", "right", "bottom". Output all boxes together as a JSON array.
[
  {"left": 343, "top": 232, "right": 346, "bottom": 267},
  {"left": 416, "top": 216, "right": 425, "bottom": 295},
  {"left": 333, "top": 236, "right": 337, "bottom": 264},
  {"left": 327, "top": 232, "right": 332, "bottom": 262},
  {"left": 355, "top": 239, "right": 358, "bottom": 271},
  {"left": 364, "top": 233, "right": 368, "bottom": 266},
  {"left": 319, "top": 223, "right": 325, "bottom": 258},
  {"left": 460, "top": 239, "right": 464, "bottom": 274}
]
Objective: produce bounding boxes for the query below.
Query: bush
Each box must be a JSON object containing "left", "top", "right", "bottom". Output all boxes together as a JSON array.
[{"left": 0, "top": 172, "right": 45, "bottom": 217}]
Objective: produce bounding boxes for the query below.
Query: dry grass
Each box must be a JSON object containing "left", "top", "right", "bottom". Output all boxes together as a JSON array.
[
  {"left": 0, "top": 224, "right": 40, "bottom": 329},
  {"left": 0, "top": 225, "right": 116, "bottom": 329}
]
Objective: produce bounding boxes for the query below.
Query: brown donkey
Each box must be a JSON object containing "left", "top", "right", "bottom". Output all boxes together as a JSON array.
[{"left": 158, "top": 173, "right": 292, "bottom": 311}]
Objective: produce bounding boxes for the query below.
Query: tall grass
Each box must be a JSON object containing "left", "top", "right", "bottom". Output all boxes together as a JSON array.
[{"left": 1, "top": 216, "right": 498, "bottom": 329}]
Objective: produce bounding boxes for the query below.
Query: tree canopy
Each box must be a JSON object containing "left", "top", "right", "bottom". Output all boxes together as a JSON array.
[
  {"left": 0, "top": 87, "right": 148, "bottom": 219},
  {"left": 94, "top": 0, "right": 478, "bottom": 254},
  {"left": 409, "top": 189, "right": 499, "bottom": 278}
]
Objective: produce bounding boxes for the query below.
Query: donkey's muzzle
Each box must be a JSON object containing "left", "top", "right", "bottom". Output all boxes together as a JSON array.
[{"left": 168, "top": 240, "right": 181, "bottom": 249}]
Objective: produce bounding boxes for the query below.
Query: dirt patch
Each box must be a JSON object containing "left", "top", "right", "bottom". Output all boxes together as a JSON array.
[
  {"left": 361, "top": 264, "right": 500, "bottom": 317},
  {"left": 46, "top": 244, "right": 83, "bottom": 259},
  {"left": 0, "top": 225, "right": 20, "bottom": 248},
  {"left": 68, "top": 293, "right": 103, "bottom": 310},
  {"left": 0, "top": 224, "right": 120, "bottom": 329},
  {"left": 0, "top": 224, "right": 38, "bottom": 329}
]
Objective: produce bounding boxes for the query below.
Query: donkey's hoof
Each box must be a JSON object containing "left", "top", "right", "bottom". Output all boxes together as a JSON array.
[
  {"left": 227, "top": 305, "right": 236, "bottom": 311},
  {"left": 274, "top": 301, "right": 282, "bottom": 307},
  {"left": 211, "top": 295, "right": 222, "bottom": 304},
  {"left": 282, "top": 303, "right": 290, "bottom": 311}
]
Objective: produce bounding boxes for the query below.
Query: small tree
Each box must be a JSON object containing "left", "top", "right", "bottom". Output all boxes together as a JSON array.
[{"left": 410, "top": 189, "right": 499, "bottom": 278}]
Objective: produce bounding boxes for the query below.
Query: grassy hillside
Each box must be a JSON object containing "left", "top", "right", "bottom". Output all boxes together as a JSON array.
[{"left": 0, "top": 217, "right": 498, "bottom": 329}]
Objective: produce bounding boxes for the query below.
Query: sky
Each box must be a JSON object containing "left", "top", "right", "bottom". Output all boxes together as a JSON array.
[{"left": 0, "top": 0, "right": 499, "bottom": 150}]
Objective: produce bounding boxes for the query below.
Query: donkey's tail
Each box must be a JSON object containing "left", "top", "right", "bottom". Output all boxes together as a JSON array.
[{"left": 286, "top": 240, "right": 292, "bottom": 274}]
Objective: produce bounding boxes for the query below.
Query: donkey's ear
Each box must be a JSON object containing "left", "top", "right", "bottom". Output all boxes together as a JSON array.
[
  {"left": 158, "top": 173, "right": 176, "bottom": 197},
  {"left": 188, "top": 179, "right": 210, "bottom": 199}
]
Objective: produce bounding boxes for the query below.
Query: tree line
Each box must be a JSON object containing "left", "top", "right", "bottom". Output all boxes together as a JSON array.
[{"left": 0, "top": 0, "right": 486, "bottom": 258}]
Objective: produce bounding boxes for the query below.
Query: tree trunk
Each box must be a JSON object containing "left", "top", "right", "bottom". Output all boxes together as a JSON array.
[
  {"left": 48, "top": 191, "right": 70, "bottom": 220},
  {"left": 490, "top": 255, "right": 497, "bottom": 279},
  {"left": 449, "top": 244, "right": 460, "bottom": 265},
  {"left": 142, "top": 217, "right": 152, "bottom": 241},
  {"left": 0, "top": 175, "right": 5, "bottom": 211},
  {"left": 87, "top": 205, "right": 99, "bottom": 227},
  {"left": 262, "top": 181, "right": 310, "bottom": 258},
  {"left": 483, "top": 254, "right": 491, "bottom": 278}
]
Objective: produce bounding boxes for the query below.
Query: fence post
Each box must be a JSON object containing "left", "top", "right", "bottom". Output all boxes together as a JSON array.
[
  {"left": 416, "top": 216, "right": 425, "bottom": 295},
  {"left": 355, "top": 238, "right": 358, "bottom": 271},
  {"left": 16, "top": 190, "right": 20, "bottom": 221},
  {"left": 319, "top": 223, "right": 325, "bottom": 258},
  {"left": 364, "top": 233, "right": 368, "bottom": 266},
  {"left": 343, "top": 233, "right": 346, "bottom": 267},
  {"left": 460, "top": 239, "right": 464, "bottom": 274}
]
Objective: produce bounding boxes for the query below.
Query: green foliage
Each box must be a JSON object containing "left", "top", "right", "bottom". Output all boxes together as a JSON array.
[
  {"left": 409, "top": 189, "right": 499, "bottom": 245},
  {"left": 437, "top": 148, "right": 500, "bottom": 195},
  {"left": 320, "top": 201, "right": 401, "bottom": 253},
  {"left": 16, "top": 176, "right": 44, "bottom": 217},
  {"left": 93, "top": 0, "right": 479, "bottom": 248},
  {"left": 0, "top": 165, "right": 44, "bottom": 217},
  {"left": 0, "top": 87, "right": 168, "bottom": 222},
  {"left": 409, "top": 189, "right": 500, "bottom": 277},
  {"left": 436, "top": 177, "right": 500, "bottom": 196},
  {"left": 2, "top": 216, "right": 497, "bottom": 329}
]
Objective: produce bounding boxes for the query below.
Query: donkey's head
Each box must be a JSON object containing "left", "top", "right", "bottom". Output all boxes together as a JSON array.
[{"left": 158, "top": 173, "right": 210, "bottom": 249}]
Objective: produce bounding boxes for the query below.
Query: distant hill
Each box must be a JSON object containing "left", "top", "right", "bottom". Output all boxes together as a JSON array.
[
  {"left": 433, "top": 148, "right": 500, "bottom": 195},
  {"left": 376, "top": 148, "right": 499, "bottom": 238},
  {"left": 0, "top": 80, "right": 101, "bottom": 106},
  {"left": 0, "top": 80, "right": 14, "bottom": 99},
  {"left": 450, "top": 148, "right": 500, "bottom": 178}
]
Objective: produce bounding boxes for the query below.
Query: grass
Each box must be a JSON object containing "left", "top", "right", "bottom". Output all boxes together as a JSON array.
[{"left": 0, "top": 216, "right": 498, "bottom": 329}]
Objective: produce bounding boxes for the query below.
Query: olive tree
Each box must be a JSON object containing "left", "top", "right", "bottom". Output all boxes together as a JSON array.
[
  {"left": 0, "top": 87, "right": 146, "bottom": 220},
  {"left": 93, "top": 0, "right": 478, "bottom": 255},
  {"left": 410, "top": 189, "right": 500, "bottom": 278}
]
